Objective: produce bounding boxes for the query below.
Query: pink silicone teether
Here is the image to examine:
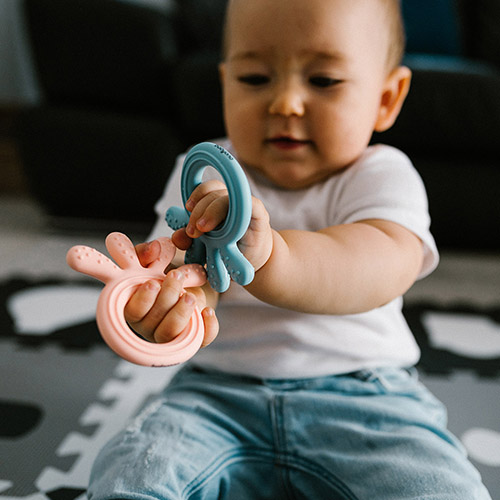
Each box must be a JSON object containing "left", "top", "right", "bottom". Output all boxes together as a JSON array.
[{"left": 66, "top": 232, "right": 207, "bottom": 367}]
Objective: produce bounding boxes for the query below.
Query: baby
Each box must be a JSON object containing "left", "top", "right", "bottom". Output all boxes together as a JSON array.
[{"left": 88, "top": 0, "right": 491, "bottom": 498}]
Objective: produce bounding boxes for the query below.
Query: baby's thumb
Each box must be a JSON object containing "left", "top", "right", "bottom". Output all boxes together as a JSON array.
[
  {"left": 136, "top": 240, "right": 162, "bottom": 267},
  {"left": 171, "top": 228, "right": 194, "bottom": 251}
]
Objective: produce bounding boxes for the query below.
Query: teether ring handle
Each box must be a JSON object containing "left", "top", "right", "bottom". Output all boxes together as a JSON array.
[
  {"left": 166, "top": 142, "right": 255, "bottom": 293},
  {"left": 95, "top": 276, "right": 204, "bottom": 367},
  {"left": 66, "top": 232, "right": 207, "bottom": 367}
]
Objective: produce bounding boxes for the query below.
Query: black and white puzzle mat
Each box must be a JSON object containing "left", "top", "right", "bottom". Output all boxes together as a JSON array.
[
  {"left": 1, "top": 276, "right": 499, "bottom": 498},
  {"left": 0, "top": 277, "right": 179, "bottom": 499}
]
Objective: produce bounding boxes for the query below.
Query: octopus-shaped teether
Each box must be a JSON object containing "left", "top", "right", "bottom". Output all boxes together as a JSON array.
[
  {"left": 166, "top": 142, "right": 254, "bottom": 293},
  {"left": 66, "top": 232, "right": 206, "bottom": 367}
]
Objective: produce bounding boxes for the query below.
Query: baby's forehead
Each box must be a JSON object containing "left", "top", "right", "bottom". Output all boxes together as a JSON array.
[
  {"left": 225, "top": 2, "right": 386, "bottom": 48},
  {"left": 225, "top": 0, "right": 389, "bottom": 38},
  {"left": 224, "top": 0, "right": 399, "bottom": 69}
]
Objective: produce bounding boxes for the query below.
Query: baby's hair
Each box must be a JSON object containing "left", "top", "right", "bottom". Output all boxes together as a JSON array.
[{"left": 221, "top": 0, "right": 406, "bottom": 70}]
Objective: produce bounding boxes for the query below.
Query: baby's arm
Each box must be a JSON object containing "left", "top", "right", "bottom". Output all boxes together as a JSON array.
[
  {"left": 250, "top": 221, "right": 423, "bottom": 314},
  {"left": 181, "top": 181, "right": 423, "bottom": 315},
  {"left": 124, "top": 241, "right": 219, "bottom": 345}
]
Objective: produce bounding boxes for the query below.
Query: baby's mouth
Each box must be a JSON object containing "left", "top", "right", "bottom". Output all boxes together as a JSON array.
[{"left": 267, "top": 136, "right": 312, "bottom": 150}]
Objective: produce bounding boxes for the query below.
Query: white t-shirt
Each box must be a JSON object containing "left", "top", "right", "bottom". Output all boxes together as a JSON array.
[{"left": 150, "top": 139, "right": 439, "bottom": 378}]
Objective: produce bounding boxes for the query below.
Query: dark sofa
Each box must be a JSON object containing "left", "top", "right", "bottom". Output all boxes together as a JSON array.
[{"left": 15, "top": 0, "right": 500, "bottom": 248}]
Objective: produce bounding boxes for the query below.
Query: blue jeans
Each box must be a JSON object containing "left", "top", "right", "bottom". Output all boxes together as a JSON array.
[{"left": 88, "top": 365, "right": 491, "bottom": 499}]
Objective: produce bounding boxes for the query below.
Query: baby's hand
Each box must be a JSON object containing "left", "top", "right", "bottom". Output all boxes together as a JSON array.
[
  {"left": 124, "top": 242, "right": 218, "bottom": 346},
  {"left": 172, "top": 180, "right": 273, "bottom": 273}
]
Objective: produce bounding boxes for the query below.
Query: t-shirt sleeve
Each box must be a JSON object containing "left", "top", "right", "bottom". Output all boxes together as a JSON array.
[
  {"left": 333, "top": 146, "right": 439, "bottom": 279},
  {"left": 148, "top": 151, "right": 186, "bottom": 241}
]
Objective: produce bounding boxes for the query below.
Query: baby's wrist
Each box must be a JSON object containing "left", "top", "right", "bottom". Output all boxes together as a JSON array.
[{"left": 251, "top": 229, "right": 276, "bottom": 274}]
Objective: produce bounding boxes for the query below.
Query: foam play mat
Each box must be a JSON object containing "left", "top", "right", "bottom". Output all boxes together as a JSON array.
[{"left": 1, "top": 275, "right": 499, "bottom": 498}]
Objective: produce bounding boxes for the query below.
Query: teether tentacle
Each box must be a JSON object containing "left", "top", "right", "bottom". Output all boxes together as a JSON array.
[
  {"left": 66, "top": 245, "right": 121, "bottom": 284},
  {"left": 178, "top": 263, "right": 207, "bottom": 288},
  {"left": 105, "top": 232, "right": 141, "bottom": 270},
  {"left": 220, "top": 243, "right": 254, "bottom": 286},
  {"left": 185, "top": 239, "right": 207, "bottom": 267},
  {"left": 166, "top": 206, "right": 190, "bottom": 231},
  {"left": 166, "top": 206, "right": 207, "bottom": 268},
  {"left": 205, "top": 247, "right": 230, "bottom": 293}
]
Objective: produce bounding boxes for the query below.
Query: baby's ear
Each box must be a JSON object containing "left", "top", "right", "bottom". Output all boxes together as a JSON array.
[{"left": 374, "top": 66, "right": 412, "bottom": 132}]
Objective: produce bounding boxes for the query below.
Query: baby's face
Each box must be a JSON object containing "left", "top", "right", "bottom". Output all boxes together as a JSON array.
[{"left": 221, "top": 0, "right": 395, "bottom": 189}]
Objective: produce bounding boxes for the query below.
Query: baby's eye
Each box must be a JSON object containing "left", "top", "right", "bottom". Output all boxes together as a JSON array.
[
  {"left": 238, "top": 74, "right": 270, "bottom": 86},
  {"left": 309, "top": 76, "right": 342, "bottom": 88}
]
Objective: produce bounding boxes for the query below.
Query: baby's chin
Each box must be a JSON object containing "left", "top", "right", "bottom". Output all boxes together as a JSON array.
[{"left": 248, "top": 161, "right": 345, "bottom": 190}]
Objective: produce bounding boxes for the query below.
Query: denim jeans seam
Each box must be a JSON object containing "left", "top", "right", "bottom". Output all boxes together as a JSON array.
[
  {"left": 275, "top": 452, "right": 361, "bottom": 500},
  {"left": 182, "top": 445, "right": 360, "bottom": 500},
  {"left": 269, "top": 393, "right": 359, "bottom": 500},
  {"left": 269, "top": 393, "right": 297, "bottom": 498},
  {"left": 183, "top": 446, "right": 275, "bottom": 497},
  {"left": 269, "top": 394, "right": 286, "bottom": 453}
]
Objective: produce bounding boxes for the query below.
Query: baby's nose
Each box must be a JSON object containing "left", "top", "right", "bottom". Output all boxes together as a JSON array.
[{"left": 268, "top": 84, "right": 305, "bottom": 117}]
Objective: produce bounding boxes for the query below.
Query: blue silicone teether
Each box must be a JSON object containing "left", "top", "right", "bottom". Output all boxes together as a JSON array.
[{"left": 166, "top": 142, "right": 254, "bottom": 293}]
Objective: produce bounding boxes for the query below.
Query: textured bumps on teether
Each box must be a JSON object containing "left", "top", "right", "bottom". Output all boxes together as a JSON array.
[
  {"left": 165, "top": 206, "right": 189, "bottom": 231},
  {"left": 66, "top": 232, "right": 207, "bottom": 367}
]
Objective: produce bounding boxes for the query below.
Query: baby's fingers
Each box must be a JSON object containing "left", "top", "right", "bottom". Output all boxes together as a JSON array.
[
  {"left": 200, "top": 307, "right": 219, "bottom": 347},
  {"left": 185, "top": 179, "right": 226, "bottom": 211},
  {"left": 185, "top": 180, "right": 229, "bottom": 238},
  {"left": 186, "top": 191, "right": 229, "bottom": 238},
  {"left": 153, "top": 292, "right": 197, "bottom": 344},
  {"left": 171, "top": 228, "right": 193, "bottom": 251},
  {"left": 125, "top": 270, "right": 186, "bottom": 341},
  {"left": 125, "top": 280, "right": 162, "bottom": 329}
]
